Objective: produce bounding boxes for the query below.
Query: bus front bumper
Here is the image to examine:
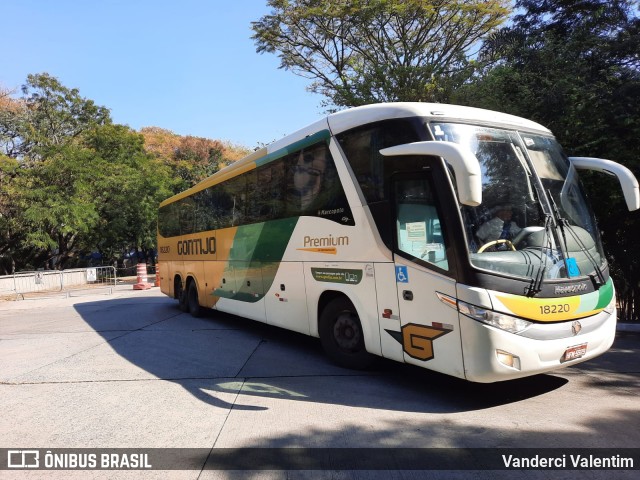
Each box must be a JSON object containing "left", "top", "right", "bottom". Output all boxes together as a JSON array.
[{"left": 459, "top": 309, "right": 617, "bottom": 383}]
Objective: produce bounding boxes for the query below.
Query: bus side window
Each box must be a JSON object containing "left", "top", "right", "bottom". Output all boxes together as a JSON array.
[
  {"left": 247, "top": 162, "right": 286, "bottom": 223},
  {"left": 179, "top": 197, "right": 196, "bottom": 235},
  {"left": 285, "top": 144, "right": 330, "bottom": 215},
  {"left": 244, "top": 170, "right": 263, "bottom": 223},
  {"left": 336, "top": 119, "right": 424, "bottom": 203},
  {"left": 158, "top": 202, "right": 181, "bottom": 238},
  {"left": 394, "top": 177, "right": 449, "bottom": 271},
  {"left": 218, "top": 176, "right": 246, "bottom": 227},
  {"left": 284, "top": 142, "right": 354, "bottom": 225}
]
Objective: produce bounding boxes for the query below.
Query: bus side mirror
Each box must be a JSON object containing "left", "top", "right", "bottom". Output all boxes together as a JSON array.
[
  {"left": 380, "top": 141, "right": 482, "bottom": 206},
  {"left": 569, "top": 157, "right": 640, "bottom": 211}
]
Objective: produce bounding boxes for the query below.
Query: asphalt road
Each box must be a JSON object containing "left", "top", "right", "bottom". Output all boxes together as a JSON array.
[{"left": 1, "top": 287, "right": 638, "bottom": 479}]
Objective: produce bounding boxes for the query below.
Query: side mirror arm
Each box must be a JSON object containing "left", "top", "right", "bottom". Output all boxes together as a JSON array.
[
  {"left": 380, "top": 141, "right": 482, "bottom": 206},
  {"left": 569, "top": 157, "right": 640, "bottom": 211}
]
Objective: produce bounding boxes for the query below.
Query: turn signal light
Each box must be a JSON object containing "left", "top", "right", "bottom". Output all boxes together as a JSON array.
[{"left": 496, "top": 350, "right": 521, "bottom": 370}]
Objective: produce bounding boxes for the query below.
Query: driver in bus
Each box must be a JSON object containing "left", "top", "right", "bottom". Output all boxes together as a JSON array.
[{"left": 476, "top": 204, "right": 522, "bottom": 244}]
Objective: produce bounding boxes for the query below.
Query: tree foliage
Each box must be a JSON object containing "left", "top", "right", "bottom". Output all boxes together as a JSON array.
[
  {"left": 139, "top": 127, "right": 249, "bottom": 191},
  {"left": 252, "top": 0, "right": 510, "bottom": 107},
  {"left": 0, "top": 74, "right": 239, "bottom": 273},
  {"left": 0, "top": 89, "right": 29, "bottom": 158},
  {"left": 1, "top": 73, "right": 111, "bottom": 161},
  {"left": 0, "top": 153, "right": 23, "bottom": 273}
]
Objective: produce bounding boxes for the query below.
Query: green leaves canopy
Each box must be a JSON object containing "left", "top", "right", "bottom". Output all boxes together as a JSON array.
[
  {"left": 1, "top": 73, "right": 111, "bottom": 161},
  {"left": 252, "top": 0, "right": 510, "bottom": 107},
  {"left": 0, "top": 74, "right": 175, "bottom": 272}
]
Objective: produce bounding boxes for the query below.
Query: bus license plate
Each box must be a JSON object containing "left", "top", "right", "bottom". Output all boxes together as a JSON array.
[{"left": 562, "top": 343, "right": 587, "bottom": 363}]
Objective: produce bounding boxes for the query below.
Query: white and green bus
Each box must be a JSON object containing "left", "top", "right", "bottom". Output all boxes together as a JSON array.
[{"left": 158, "top": 102, "right": 639, "bottom": 382}]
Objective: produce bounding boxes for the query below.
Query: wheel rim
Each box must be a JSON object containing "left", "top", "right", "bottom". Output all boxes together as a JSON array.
[{"left": 332, "top": 311, "right": 361, "bottom": 351}]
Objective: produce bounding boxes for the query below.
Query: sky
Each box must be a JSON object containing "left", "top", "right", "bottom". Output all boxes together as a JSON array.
[{"left": 1, "top": 0, "right": 327, "bottom": 148}]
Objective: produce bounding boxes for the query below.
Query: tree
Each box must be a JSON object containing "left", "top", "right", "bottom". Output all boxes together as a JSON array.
[
  {"left": 140, "top": 127, "right": 250, "bottom": 191},
  {"left": 0, "top": 75, "right": 178, "bottom": 271},
  {"left": 455, "top": 0, "right": 640, "bottom": 321},
  {"left": 18, "top": 143, "right": 101, "bottom": 267},
  {"left": 0, "top": 74, "right": 247, "bottom": 272},
  {"left": 0, "top": 87, "right": 29, "bottom": 158},
  {"left": 1, "top": 73, "right": 111, "bottom": 162},
  {"left": 78, "top": 124, "right": 175, "bottom": 264},
  {"left": 11, "top": 124, "right": 177, "bottom": 270},
  {"left": 252, "top": 0, "right": 510, "bottom": 108},
  {"left": 0, "top": 87, "right": 29, "bottom": 271},
  {"left": 0, "top": 153, "right": 23, "bottom": 273},
  {"left": 0, "top": 74, "right": 113, "bottom": 270}
]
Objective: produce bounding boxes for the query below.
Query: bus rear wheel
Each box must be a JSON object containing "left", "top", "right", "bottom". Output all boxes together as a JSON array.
[
  {"left": 187, "top": 281, "right": 203, "bottom": 318},
  {"left": 176, "top": 278, "right": 188, "bottom": 312},
  {"left": 319, "top": 297, "right": 373, "bottom": 370}
]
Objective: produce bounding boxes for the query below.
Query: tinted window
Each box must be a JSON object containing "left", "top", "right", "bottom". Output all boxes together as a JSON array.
[
  {"left": 158, "top": 202, "right": 180, "bottom": 237},
  {"left": 336, "top": 118, "right": 425, "bottom": 203},
  {"left": 284, "top": 142, "right": 352, "bottom": 223},
  {"left": 158, "top": 139, "right": 354, "bottom": 237}
]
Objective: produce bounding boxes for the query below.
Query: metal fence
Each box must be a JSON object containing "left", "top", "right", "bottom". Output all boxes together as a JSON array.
[
  {"left": 115, "top": 262, "right": 156, "bottom": 278},
  {"left": 0, "top": 266, "right": 117, "bottom": 300}
]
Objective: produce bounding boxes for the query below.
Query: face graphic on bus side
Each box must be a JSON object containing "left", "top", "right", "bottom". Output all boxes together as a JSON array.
[{"left": 290, "top": 146, "right": 328, "bottom": 210}]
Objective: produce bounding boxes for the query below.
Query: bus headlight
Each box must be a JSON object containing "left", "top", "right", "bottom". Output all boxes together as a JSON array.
[{"left": 458, "top": 300, "right": 532, "bottom": 334}]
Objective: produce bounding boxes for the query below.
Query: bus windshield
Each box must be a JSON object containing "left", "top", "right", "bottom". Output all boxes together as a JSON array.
[{"left": 430, "top": 122, "right": 605, "bottom": 282}]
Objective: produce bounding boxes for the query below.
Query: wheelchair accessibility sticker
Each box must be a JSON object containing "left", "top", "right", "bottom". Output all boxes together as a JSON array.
[{"left": 396, "top": 266, "right": 409, "bottom": 283}]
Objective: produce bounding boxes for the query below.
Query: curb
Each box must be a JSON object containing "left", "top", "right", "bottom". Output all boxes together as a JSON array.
[{"left": 617, "top": 323, "right": 640, "bottom": 333}]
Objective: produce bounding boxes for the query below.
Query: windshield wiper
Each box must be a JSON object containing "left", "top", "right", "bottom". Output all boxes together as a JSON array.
[
  {"left": 526, "top": 214, "right": 553, "bottom": 297},
  {"left": 548, "top": 191, "right": 606, "bottom": 288}
]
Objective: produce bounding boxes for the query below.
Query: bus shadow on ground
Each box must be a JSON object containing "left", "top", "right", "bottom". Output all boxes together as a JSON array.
[{"left": 73, "top": 296, "right": 571, "bottom": 414}]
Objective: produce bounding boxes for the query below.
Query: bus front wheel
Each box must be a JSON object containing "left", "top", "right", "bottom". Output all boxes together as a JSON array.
[{"left": 319, "top": 297, "right": 373, "bottom": 370}]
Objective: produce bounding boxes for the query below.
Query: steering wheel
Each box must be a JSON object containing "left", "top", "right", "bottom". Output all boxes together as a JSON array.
[{"left": 477, "top": 239, "right": 516, "bottom": 253}]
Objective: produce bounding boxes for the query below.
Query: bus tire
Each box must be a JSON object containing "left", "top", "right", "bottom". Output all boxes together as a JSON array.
[
  {"left": 319, "top": 297, "right": 373, "bottom": 370},
  {"left": 187, "top": 281, "right": 203, "bottom": 318},
  {"left": 176, "top": 278, "right": 189, "bottom": 312}
]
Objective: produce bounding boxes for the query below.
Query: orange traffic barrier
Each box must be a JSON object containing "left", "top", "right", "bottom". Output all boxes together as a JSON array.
[
  {"left": 154, "top": 264, "right": 161, "bottom": 287},
  {"left": 133, "top": 262, "right": 152, "bottom": 290}
]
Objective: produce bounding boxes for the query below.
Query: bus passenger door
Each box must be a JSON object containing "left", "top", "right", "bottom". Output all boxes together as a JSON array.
[{"left": 391, "top": 173, "right": 465, "bottom": 379}]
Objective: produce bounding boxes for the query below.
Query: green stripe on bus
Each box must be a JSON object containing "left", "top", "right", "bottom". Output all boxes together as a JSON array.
[
  {"left": 595, "top": 278, "right": 614, "bottom": 310},
  {"left": 218, "top": 217, "right": 299, "bottom": 303},
  {"left": 228, "top": 217, "right": 299, "bottom": 263}
]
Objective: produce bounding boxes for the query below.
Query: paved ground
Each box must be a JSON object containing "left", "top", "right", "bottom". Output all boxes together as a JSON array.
[{"left": 1, "top": 287, "right": 638, "bottom": 479}]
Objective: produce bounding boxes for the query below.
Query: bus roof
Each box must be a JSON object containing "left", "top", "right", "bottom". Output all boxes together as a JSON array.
[
  {"left": 327, "top": 102, "right": 551, "bottom": 135},
  {"left": 160, "top": 102, "right": 551, "bottom": 207}
]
